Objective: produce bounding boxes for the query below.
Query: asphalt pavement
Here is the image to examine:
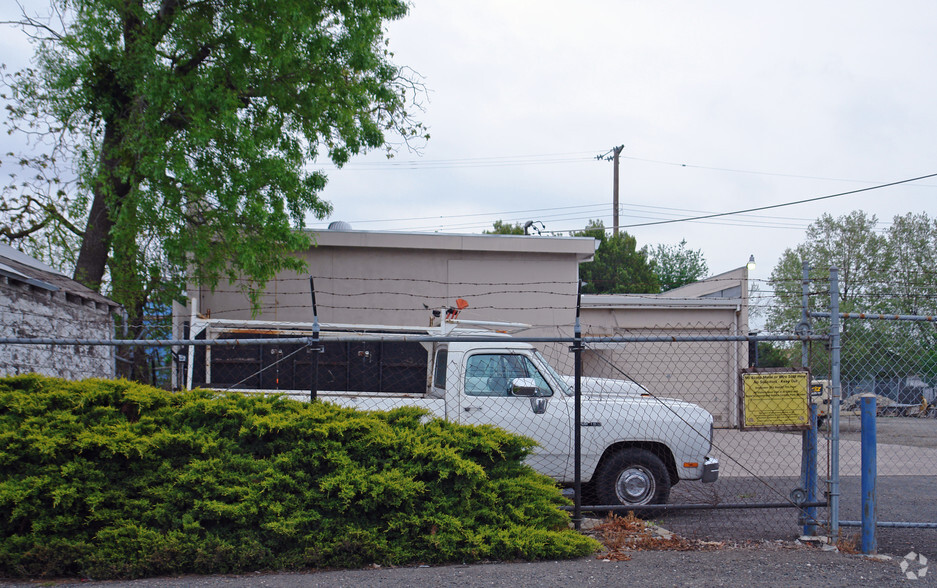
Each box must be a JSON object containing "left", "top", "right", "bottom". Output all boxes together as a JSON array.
[{"left": 0, "top": 546, "right": 929, "bottom": 587}]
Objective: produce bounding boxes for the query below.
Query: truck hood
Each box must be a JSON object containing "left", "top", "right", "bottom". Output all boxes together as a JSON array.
[
  {"left": 560, "top": 375, "right": 648, "bottom": 397},
  {"left": 559, "top": 376, "right": 708, "bottom": 414}
]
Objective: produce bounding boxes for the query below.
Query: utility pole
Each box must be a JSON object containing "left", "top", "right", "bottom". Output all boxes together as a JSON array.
[
  {"left": 597, "top": 145, "right": 625, "bottom": 237},
  {"left": 611, "top": 145, "right": 624, "bottom": 236}
]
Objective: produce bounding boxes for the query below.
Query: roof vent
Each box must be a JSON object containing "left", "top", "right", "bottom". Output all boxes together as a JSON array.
[{"left": 327, "top": 220, "right": 352, "bottom": 231}]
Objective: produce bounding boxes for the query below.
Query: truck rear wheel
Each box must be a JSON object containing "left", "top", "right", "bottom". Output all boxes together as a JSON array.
[{"left": 594, "top": 448, "right": 671, "bottom": 517}]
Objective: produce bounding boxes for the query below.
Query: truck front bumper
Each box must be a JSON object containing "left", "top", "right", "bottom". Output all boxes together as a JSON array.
[{"left": 702, "top": 456, "right": 719, "bottom": 483}]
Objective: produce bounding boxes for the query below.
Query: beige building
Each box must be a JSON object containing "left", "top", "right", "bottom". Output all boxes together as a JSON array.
[
  {"left": 186, "top": 228, "right": 595, "bottom": 334},
  {"left": 579, "top": 267, "right": 751, "bottom": 427},
  {"left": 180, "top": 228, "right": 749, "bottom": 426}
]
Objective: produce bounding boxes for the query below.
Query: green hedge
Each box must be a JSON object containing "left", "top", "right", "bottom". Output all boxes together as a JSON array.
[{"left": 0, "top": 375, "right": 598, "bottom": 579}]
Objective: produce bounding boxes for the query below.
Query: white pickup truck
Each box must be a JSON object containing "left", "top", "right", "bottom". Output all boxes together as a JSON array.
[{"left": 188, "top": 313, "right": 719, "bottom": 510}]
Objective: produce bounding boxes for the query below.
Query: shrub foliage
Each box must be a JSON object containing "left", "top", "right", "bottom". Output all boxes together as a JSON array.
[{"left": 0, "top": 376, "right": 598, "bottom": 579}]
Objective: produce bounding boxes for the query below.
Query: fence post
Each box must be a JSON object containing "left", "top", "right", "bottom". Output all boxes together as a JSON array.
[
  {"left": 800, "top": 261, "right": 810, "bottom": 370},
  {"left": 860, "top": 393, "right": 877, "bottom": 554},
  {"left": 572, "top": 280, "right": 583, "bottom": 531},
  {"left": 799, "top": 260, "right": 819, "bottom": 536},
  {"left": 802, "top": 403, "right": 818, "bottom": 536},
  {"left": 186, "top": 296, "right": 198, "bottom": 391},
  {"left": 830, "top": 267, "right": 841, "bottom": 539},
  {"left": 309, "top": 277, "right": 320, "bottom": 402}
]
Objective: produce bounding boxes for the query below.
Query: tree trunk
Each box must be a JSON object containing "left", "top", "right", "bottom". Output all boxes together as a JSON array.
[
  {"left": 128, "top": 297, "right": 151, "bottom": 383},
  {"left": 72, "top": 122, "right": 131, "bottom": 291}
]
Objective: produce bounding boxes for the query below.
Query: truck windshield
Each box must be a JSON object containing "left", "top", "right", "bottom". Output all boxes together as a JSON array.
[{"left": 533, "top": 349, "right": 572, "bottom": 395}]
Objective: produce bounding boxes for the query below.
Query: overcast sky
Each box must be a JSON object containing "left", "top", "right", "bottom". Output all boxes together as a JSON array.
[
  {"left": 3, "top": 1, "right": 937, "bottom": 299},
  {"left": 317, "top": 1, "right": 937, "bottom": 287}
]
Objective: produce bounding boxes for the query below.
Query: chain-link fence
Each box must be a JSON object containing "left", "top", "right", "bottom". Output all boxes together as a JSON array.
[
  {"left": 0, "top": 324, "right": 832, "bottom": 546},
  {"left": 791, "top": 263, "right": 937, "bottom": 557},
  {"left": 807, "top": 309, "right": 937, "bottom": 552},
  {"left": 572, "top": 333, "right": 826, "bottom": 542},
  {"left": 5, "top": 269, "right": 937, "bottom": 555}
]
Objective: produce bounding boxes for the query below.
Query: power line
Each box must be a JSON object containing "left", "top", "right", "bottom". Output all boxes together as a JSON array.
[
  {"left": 322, "top": 151, "right": 597, "bottom": 170},
  {"left": 324, "top": 148, "right": 937, "bottom": 191},
  {"left": 310, "top": 199, "right": 816, "bottom": 232},
  {"left": 313, "top": 152, "right": 936, "bottom": 233},
  {"left": 619, "top": 173, "right": 937, "bottom": 229},
  {"left": 620, "top": 155, "right": 937, "bottom": 188},
  {"left": 365, "top": 207, "right": 815, "bottom": 234},
  {"left": 319, "top": 202, "right": 609, "bottom": 226}
]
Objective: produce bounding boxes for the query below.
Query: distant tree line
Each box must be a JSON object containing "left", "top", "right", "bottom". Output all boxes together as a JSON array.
[
  {"left": 484, "top": 219, "right": 709, "bottom": 294},
  {"left": 766, "top": 210, "right": 937, "bottom": 388}
]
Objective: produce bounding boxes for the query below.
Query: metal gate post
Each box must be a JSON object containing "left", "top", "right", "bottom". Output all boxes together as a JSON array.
[
  {"left": 799, "top": 260, "right": 819, "bottom": 536},
  {"left": 800, "top": 261, "right": 810, "bottom": 370},
  {"left": 309, "top": 277, "right": 320, "bottom": 402},
  {"left": 829, "top": 267, "right": 842, "bottom": 538},
  {"left": 802, "top": 403, "right": 818, "bottom": 535},
  {"left": 860, "top": 394, "right": 877, "bottom": 554},
  {"left": 572, "top": 281, "right": 583, "bottom": 531}
]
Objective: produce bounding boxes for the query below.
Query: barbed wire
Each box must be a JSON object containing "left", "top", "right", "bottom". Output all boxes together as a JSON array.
[{"left": 194, "top": 274, "right": 769, "bottom": 289}]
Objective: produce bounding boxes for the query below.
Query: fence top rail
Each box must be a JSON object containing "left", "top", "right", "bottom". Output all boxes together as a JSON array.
[
  {"left": 810, "top": 311, "right": 937, "bottom": 322},
  {"left": 0, "top": 333, "right": 827, "bottom": 347}
]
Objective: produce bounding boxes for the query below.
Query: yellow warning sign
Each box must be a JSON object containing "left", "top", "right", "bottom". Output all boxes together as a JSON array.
[{"left": 742, "top": 371, "right": 809, "bottom": 428}]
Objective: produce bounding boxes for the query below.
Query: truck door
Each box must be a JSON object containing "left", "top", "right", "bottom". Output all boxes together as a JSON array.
[{"left": 459, "top": 352, "right": 571, "bottom": 480}]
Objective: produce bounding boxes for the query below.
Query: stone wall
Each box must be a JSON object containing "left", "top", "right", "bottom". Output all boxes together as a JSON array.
[{"left": 1, "top": 277, "right": 116, "bottom": 380}]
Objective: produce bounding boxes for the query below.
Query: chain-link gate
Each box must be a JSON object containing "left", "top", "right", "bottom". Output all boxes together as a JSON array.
[
  {"left": 796, "top": 265, "right": 937, "bottom": 558},
  {"left": 566, "top": 332, "right": 828, "bottom": 542}
]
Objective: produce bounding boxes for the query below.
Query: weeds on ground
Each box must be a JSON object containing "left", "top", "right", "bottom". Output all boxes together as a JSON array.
[
  {"left": 591, "top": 513, "right": 724, "bottom": 561},
  {"left": 836, "top": 533, "right": 860, "bottom": 554}
]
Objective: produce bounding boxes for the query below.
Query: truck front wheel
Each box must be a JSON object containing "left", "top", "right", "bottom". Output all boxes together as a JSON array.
[{"left": 595, "top": 448, "right": 671, "bottom": 516}]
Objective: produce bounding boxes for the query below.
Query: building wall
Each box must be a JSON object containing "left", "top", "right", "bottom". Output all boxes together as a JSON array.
[
  {"left": 0, "top": 277, "right": 116, "bottom": 379},
  {"left": 579, "top": 309, "right": 743, "bottom": 428},
  {"left": 578, "top": 267, "right": 751, "bottom": 428},
  {"left": 192, "top": 230, "right": 595, "bottom": 337}
]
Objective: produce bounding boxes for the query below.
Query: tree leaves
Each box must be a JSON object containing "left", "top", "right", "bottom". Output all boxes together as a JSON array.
[
  {"left": 766, "top": 210, "right": 937, "bottom": 380},
  {"left": 574, "top": 220, "right": 660, "bottom": 294},
  {"left": 649, "top": 239, "right": 709, "bottom": 292},
  {"left": 766, "top": 210, "right": 937, "bottom": 332},
  {"left": 3, "top": 0, "right": 429, "bottom": 331}
]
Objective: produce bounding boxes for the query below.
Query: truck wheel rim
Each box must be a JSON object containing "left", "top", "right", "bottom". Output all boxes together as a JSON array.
[{"left": 615, "top": 466, "right": 655, "bottom": 504}]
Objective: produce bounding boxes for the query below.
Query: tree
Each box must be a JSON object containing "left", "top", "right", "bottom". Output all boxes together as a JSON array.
[
  {"left": 880, "top": 212, "right": 937, "bottom": 382},
  {"left": 884, "top": 212, "right": 937, "bottom": 317},
  {"left": 574, "top": 220, "right": 659, "bottom": 294},
  {"left": 767, "top": 210, "right": 937, "bottom": 385},
  {"left": 752, "top": 342, "right": 797, "bottom": 368},
  {"left": 649, "top": 239, "right": 709, "bottom": 292},
  {"left": 767, "top": 210, "right": 887, "bottom": 332},
  {"left": 484, "top": 220, "right": 526, "bottom": 235},
  {"left": 1, "top": 0, "right": 427, "bottom": 375}
]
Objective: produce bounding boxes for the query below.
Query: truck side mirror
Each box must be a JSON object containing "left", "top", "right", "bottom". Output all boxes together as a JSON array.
[{"left": 510, "top": 378, "right": 540, "bottom": 397}]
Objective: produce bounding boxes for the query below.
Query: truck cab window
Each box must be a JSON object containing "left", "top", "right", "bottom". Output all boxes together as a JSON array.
[
  {"left": 433, "top": 348, "right": 448, "bottom": 389},
  {"left": 464, "top": 354, "right": 553, "bottom": 397}
]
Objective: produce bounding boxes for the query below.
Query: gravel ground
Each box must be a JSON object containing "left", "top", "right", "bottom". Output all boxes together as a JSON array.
[{"left": 0, "top": 547, "right": 926, "bottom": 588}]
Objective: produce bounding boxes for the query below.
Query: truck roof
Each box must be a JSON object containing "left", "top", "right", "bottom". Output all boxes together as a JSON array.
[{"left": 191, "top": 316, "right": 531, "bottom": 337}]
